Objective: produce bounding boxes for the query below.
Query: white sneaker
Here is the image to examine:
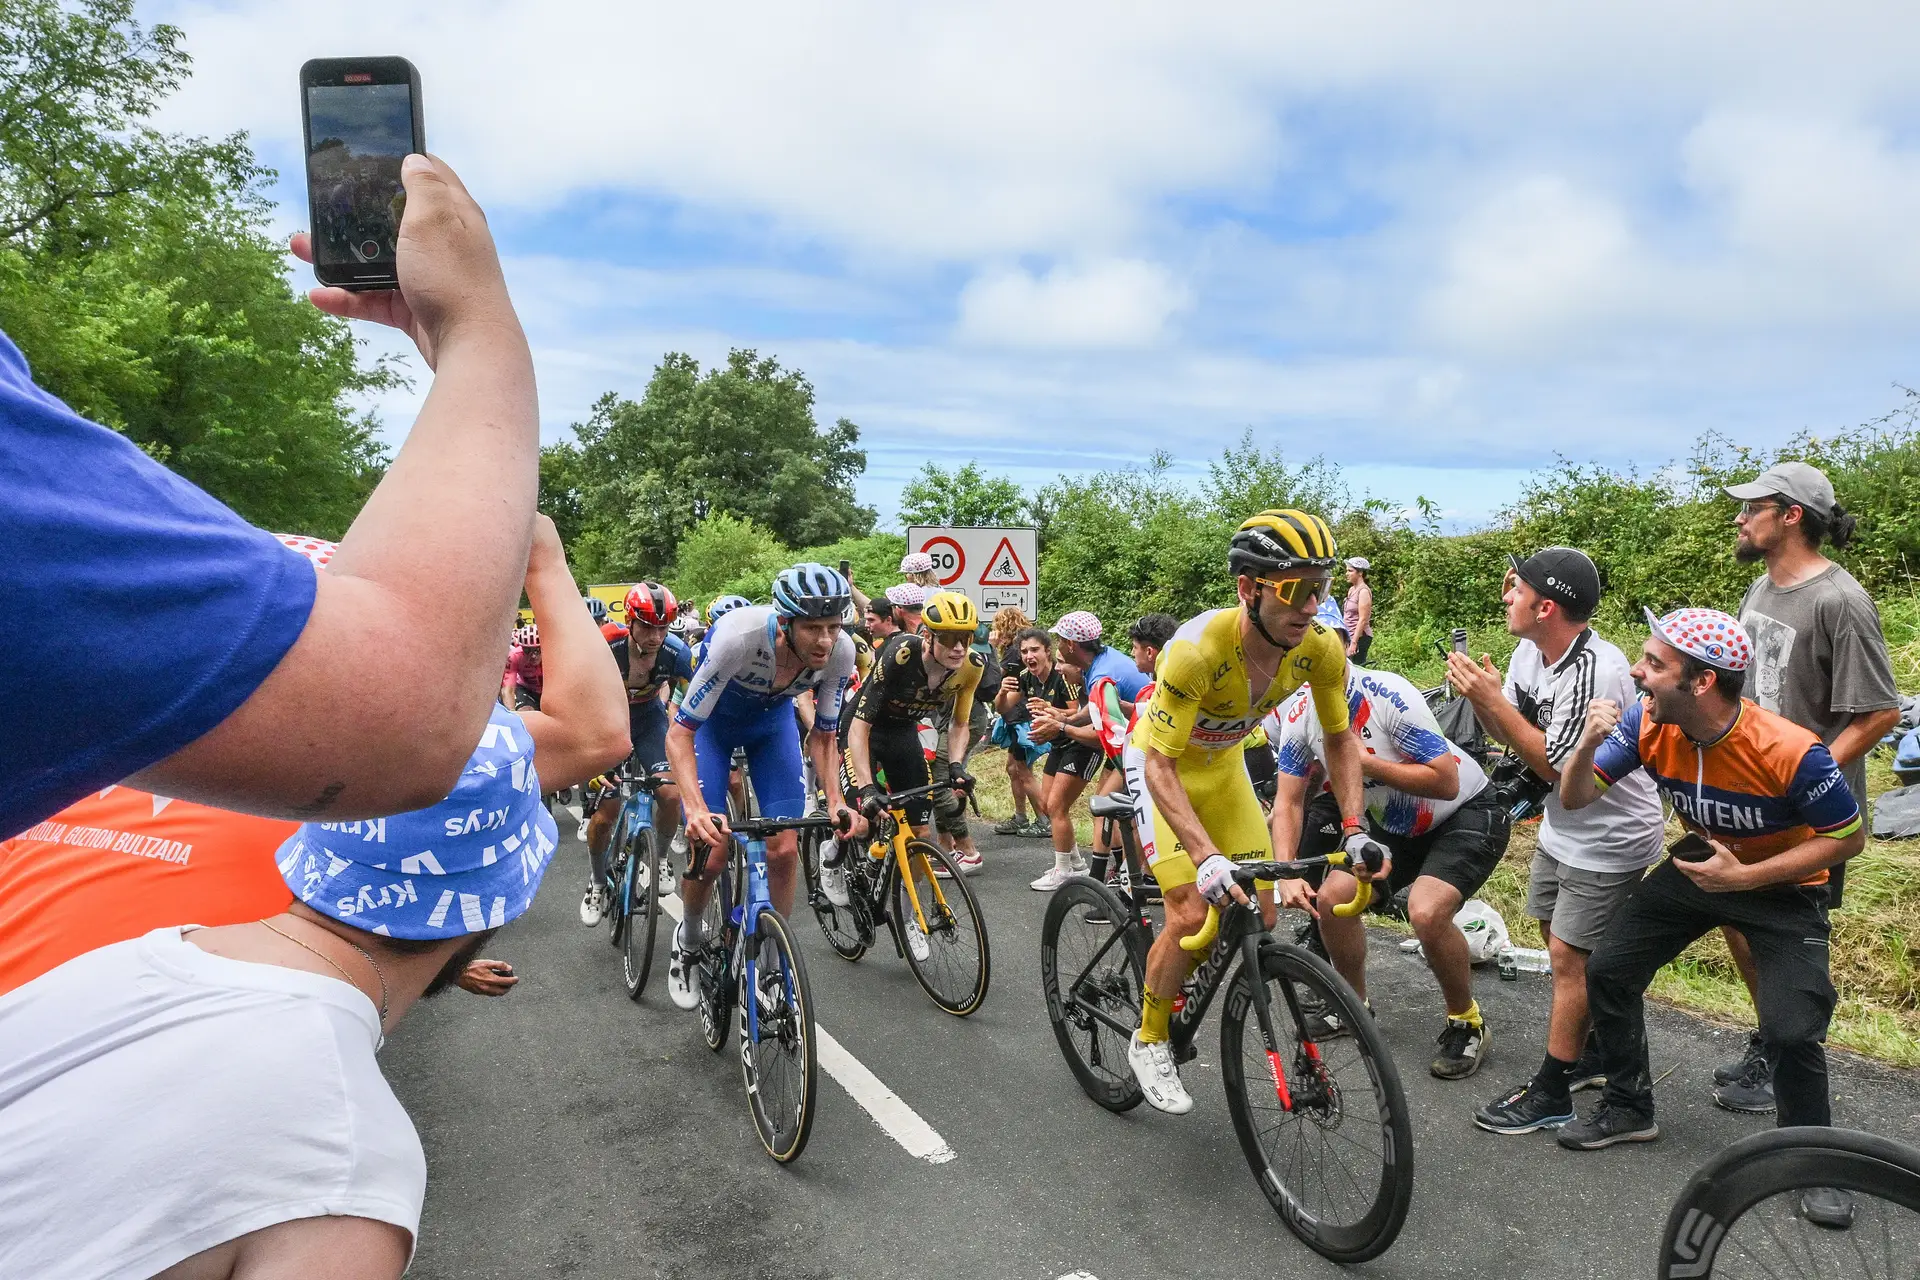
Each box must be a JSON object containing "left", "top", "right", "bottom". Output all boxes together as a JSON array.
[
  {"left": 902, "top": 916, "right": 932, "bottom": 962},
  {"left": 666, "top": 922, "right": 701, "bottom": 1010},
  {"left": 820, "top": 852, "right": 851, "bottom": 908},
  {"left": 578, "top": 882, "right": 607, "bottom": 927},
  {"left": 1069, "top": 853, "right": 1089, "bottom": 875},
  {"left": 955, "top": 849, "right": 984, "bottom": 876},
  {"left": 1128, "top": 1031, "right": 1195, "bottom": 1114},
  {"left": 576, "top": 817, "right": 591, "bottom": 843},
  {"left": 1030, "top": 863, "right": 1073, "bottom": 892},
  {"left": 671, "top": 830, "right": 688, "bottom": 858}
]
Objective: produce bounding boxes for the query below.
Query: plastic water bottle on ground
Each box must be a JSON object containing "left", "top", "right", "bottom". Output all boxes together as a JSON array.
[{"left": 1496, "top": 945, "right": 1552, "bottom": 981}]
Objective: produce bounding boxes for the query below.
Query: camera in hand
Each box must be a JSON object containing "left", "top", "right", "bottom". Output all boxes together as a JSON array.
[{"left": 300, "top": 57, "right": 425, "bottom": 291}]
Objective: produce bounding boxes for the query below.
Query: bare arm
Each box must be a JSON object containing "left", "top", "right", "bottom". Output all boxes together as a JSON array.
[
  {"left": 1830, "top": 707, "right": 1903, "bottom": 772},
  {"left": 1681, "top": 828, "right": 1866, "bottom": 893},
  {"left": 1268, "top": 768, "right": 1310, "bottom": 865},
  {"left": 1363, "top": 751, "right": 1459, "bottom": 801},
  {"left": 1445, "top": 651, "right": 1558, "bottom": 781},
  {"left": 847, "top": 717, "right": 877, "bottom": 789},
  {"left": 131, "top": 157, "right": 538, "bottom": 819},
  {"left": 515, "top": 517, "right": 630, "bottom": 791}
]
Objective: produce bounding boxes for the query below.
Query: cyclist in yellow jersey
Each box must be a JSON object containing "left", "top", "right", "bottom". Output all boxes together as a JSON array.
[{"left": 1126, "top": 509, "right": 1388, "bottom": 1114}]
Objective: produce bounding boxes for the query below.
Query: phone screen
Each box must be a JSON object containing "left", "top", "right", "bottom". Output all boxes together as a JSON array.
[{"left": 302, "top": 58, "right": 422, "bottom": 287}]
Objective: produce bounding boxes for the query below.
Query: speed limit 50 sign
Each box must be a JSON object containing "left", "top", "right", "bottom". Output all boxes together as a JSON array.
[{"left": 904, "top": 526, "right": 1037, "bottom": 619}]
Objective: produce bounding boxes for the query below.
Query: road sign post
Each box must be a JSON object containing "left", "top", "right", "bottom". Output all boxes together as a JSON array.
[{"left": 904, "top": 526, "right": 1037, "bottom": 619}]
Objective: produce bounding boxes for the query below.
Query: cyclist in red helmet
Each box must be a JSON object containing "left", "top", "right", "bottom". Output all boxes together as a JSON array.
[{"left": 578, "top": 583, "right": 695, "bottom": 926}]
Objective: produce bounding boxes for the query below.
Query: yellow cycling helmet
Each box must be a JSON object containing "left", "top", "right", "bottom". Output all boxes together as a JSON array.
[
  {"left": 1229, "top": 508, "right": 1337, "bottom": 576},
  {"left": 922, "top": 590, "right": 980, "bottom": 634}
]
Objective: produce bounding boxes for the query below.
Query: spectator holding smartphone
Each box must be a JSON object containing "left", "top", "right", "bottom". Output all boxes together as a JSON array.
[
  {"left": 1709, "top": 462, "right": 1902, "bottom": 1111},
  {"left": 1446, "top": 548, "right": 1667, "bottom": 1137},
  {"left": 3, "top": 154, "right": 539, "bottom": 841}
]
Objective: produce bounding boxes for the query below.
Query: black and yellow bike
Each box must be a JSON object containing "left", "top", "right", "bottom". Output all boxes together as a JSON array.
[
  {"left": 800, "top": 779, "right": 991, "bottom": 1016},
  {"left": 1040, "top": 787, "right": 1414, "bottom": 1264}
]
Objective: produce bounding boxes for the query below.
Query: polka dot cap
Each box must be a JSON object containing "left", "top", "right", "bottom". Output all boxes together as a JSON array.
[
  {"left": 1050, "top": 610, "right": 1104, "bottom": 644},
  {"left": 885, "top": 582, "right": 926, "bottom": 608},
  {"left": 1643, "top": 606, "right": 1751, "bottom": 671},
  {"left": 274, "top": 533, "right": 338, "bottom": 571}
]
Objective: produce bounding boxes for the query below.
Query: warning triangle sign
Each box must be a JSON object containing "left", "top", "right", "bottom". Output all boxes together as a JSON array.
[{"left": 979, "top": 537, "right": 1031, "bottom": 586}]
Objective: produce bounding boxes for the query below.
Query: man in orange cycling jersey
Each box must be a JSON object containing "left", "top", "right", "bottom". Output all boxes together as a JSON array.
[{"left": 1125, "top": 510, "right": 1384, "bottom": 1114}]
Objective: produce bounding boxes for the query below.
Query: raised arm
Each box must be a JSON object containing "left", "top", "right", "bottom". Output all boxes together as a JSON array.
[{"left": 515, "top": 517, "right": 631, "bottom": 790}]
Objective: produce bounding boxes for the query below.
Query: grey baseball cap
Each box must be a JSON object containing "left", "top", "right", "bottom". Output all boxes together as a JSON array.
[{"left": 1725, "top": 461, "right": 1835, "bottom": 519}]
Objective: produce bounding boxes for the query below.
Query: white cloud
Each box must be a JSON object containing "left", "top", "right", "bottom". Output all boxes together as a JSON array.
[{"left": 955, "top": 260, "right": 1189, "bottom": 348}]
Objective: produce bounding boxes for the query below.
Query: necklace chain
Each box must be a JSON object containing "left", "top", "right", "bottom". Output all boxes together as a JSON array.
[{"left": 258, "top": 918, "right": 389, "bottom": 1021}]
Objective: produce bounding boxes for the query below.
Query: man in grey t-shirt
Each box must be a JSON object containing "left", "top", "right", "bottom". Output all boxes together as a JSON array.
[{"left": 1710, "top": 460, "right": 1902, "bottom": 1113}]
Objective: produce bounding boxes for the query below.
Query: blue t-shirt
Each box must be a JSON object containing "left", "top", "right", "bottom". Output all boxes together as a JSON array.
[
  {"left": 1082, "top": 643, "right": 1151, "bottom": 704},
  {"left": 1, "top": 328, "right": 318, "bottom": 839}
]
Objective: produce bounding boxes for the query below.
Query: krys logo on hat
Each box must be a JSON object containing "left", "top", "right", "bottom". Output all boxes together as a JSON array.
[{"left": 274, "top": 702, "right": 560, "bottom": 939}]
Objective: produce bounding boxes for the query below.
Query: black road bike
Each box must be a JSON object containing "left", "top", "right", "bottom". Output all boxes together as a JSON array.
[
  {"left": 1659, "top": 1126, "right": 1920, "bottom": 1278},
  {"left": 1040, "top": 788, "right": 1415, "bottom": 1265},
  {"left": 800, "top": 779, "right": 991, "bottom": 1016}
]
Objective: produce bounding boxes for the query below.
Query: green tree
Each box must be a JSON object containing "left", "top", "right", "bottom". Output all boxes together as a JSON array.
[
  {"left": 898, "top": 461, "right": 1028, "bottom": 527},
  {"left": 570, "top": 349, "right": 875, "bottom": 579},
  {"left": 671, "top": 512, "right": 790, "bottom": 608},
  {"left": 0, "top": 0, "right": 398, "bottom": 535}
]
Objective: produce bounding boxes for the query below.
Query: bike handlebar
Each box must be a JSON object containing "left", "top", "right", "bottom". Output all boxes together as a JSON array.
[
  {"left": 728, "top": 812, "right": 852, "bottom": 841},
  {"left": 1178, "top": 850, "right": 1378, "bottom": 954},
  {"left": 858, "top": 775, "right": 977, "bottom": 819}
]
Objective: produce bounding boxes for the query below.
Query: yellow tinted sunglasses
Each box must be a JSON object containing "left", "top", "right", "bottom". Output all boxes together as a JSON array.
[{"left": 1253, "top": 571, "right": 1333, "bottom": 606}]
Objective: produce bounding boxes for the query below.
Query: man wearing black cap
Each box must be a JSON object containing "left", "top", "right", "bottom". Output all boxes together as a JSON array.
[
  {"left": 1446, "top": 546, "right": 1667, "bottom": 1136},
  {"left": 1708, "top": 461, "right": 1901, "bottom": 1113}
]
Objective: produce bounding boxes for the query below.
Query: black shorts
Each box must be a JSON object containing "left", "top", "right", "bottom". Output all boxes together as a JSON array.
[
  {"left": 844, "top": 720, "right": 934, "bottom": 824},
  {"left": 511, "top": 684, "right": 540, "bottom": 712},
  {"left": 1298, "top": 788, "right": 1510, "bottom": 904},
  {"left": 1044, "top": 741, "right": 1101, "bottom": 779}
]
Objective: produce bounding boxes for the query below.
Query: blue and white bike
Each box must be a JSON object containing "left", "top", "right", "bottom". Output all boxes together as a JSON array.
[
  {"left": 602, "top": 762, "right": 674, "bottom": 999},
  {"left": 691, "top": 808, "right": 845, "bottom": 1162}
]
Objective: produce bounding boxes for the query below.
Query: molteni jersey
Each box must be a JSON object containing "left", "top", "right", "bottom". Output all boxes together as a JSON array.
[
  {"left": 1591, "top": 697, "right": 1860, "bottom": 886},
  {"left": 1136, "top": 607, "right": 1349, "bottom": 765},
  {"left": 852, "top": 633, "right": 984, "bottom": 728},
  {"left": 612, "top": 632, "right": 694, "bottom": 704}
]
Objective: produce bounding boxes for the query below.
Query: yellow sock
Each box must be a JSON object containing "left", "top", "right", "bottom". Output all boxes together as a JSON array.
[
  {"left": 1140, "top": 990, "right": 1172, "bottom": 1044},
  {"left": 1450, "top": 999, "right": 1483, "bottom": 1028}
]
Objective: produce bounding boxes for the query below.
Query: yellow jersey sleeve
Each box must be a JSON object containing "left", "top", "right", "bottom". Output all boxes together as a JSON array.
[
  {"left": 947, "top": 650, "right": 984, "bottom": 715},
  {"left": 1138, "top": 636, "right": 1209, "bottom": 758},
  {"left": 1300, "top": 624, "right": 1351, "bottom": 737}
]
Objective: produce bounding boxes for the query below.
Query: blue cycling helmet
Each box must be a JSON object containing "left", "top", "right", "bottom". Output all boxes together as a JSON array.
[
  {"left": 583, "top": 595, "right": 608, "bottom": 623},
  {"left": 771, "top": 563, "right": 852, "bottom": 620},
  {"left": 708, "top": 594, "right": 752, "bottom": 623}
]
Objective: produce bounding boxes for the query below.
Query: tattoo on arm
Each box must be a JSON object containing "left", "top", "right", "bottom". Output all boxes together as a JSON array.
[{"left": 289, "top": 780, "right": 347, "bottom": 817}]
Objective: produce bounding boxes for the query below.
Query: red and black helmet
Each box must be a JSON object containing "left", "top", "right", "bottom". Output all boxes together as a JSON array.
[{"left": 625, "top": 581, "right": 679, "bottom": 627}]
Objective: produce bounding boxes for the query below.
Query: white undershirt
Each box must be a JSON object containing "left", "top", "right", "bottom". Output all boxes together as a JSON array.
[{"left": 0, "top": 927, "right": 425, "bottom": 1279}]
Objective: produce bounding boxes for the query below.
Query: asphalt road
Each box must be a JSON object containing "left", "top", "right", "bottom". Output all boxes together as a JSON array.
[{"left": 385, "top": 822, "right": 1920, "bottom": 1279}]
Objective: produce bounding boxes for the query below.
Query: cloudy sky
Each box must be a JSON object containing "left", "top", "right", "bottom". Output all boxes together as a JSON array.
[{"left": 147, "top": 2, "right": 1920, "bottom": 527}]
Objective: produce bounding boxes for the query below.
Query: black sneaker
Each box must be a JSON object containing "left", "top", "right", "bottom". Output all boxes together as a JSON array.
[
  {"left": 1432, "top": 1016, "right": 1490, "bottom": 1080},
  {"left": 1567, "top": 1042, "right": 1608, "bottom": 1093},
  {"left": 1713, "top": 1052, "right": 1776, "bottom": 1115},
  {"left": 1298, "top": 989, "right": 1369, "bottom": 1041},
  {"left": 1556, "top": 1100, "right": 1660, "bottom": 1150},
  {"left": 1474, "top": 1081, "right": 1574, "bottom": 1134},
  {"left": 1713, "top": 1030, "right": 1767, "bottom": 1086},
  {"left": 1801, "top": 1187, "right": 1856, "bottom": 1230}
]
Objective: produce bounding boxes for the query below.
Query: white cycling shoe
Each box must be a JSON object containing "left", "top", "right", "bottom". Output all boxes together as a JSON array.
[
  {"left": 902, "top": 916, "right": 932, "bottom": 962},
  {"left": 1030, "top": 863, "right": 1073, "bottom": 892},
  {"left": 1128, "top": 1031, "right": 1195, "bottom": 1114},
  {"left": 819, "top": 852, "right": 851, "bottom": 908},
  {"left": 666, "top": 922, "right": 701, "bottom": 1011},
  {"left": 578, "top": 882, "right": 607, "bottom": 927}
]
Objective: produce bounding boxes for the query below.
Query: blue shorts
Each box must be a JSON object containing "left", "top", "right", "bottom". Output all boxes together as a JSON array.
[
  {"left": 630, "top": 699, "right": 670, "bottom": 774},
  {"left": 693, "top": 701, "right": 807, "bottom": 820}
]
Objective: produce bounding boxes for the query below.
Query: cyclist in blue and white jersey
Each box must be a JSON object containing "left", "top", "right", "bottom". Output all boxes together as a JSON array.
[{"left": 662, "top": 565, "right": 865, "bottom": 1009}]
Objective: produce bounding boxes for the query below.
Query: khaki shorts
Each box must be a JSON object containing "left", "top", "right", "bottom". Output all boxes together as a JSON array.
[{"left": 1526, "top": 849, "right": 1646, "bottom": 953}]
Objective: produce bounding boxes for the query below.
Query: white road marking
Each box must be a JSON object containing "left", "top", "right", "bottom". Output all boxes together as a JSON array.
[
  {"left": 1057, "top": 1272, "right": 1101, "bottom": 1279},
  {"left": 658, "top": 893, "right": 957, "bottom": 1164}
]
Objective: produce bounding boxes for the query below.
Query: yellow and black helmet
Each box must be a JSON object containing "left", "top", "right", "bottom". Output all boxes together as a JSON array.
[
  {"left": 922, "top": 590, "right": 980, "bottom": 635},
  {"left": 1229, "top": 509, "right": 1337, "bottom": 576}
]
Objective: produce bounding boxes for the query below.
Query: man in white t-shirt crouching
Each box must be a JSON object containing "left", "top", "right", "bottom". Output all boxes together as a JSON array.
[{"left": 1443, "top": 547, "right": 1666, "bottom": 1135}]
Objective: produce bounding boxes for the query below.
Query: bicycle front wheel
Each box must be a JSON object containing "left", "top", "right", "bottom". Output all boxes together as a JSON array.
[
  {"left": 803, "top": 826, "right": 868, "bottom": 961},
  {"left": 1039, "top": 875, "right": 1145, "bottom": 1112},
  {"left": 1658, "top": 1126, "right": 1920, "bottom": 1279},
  {"left": 697, "top": 862, "right": 735, "bottom": 1053},
  {"left": 740, "top": 908, "right": 819, "bottom": 1163},
  {"left": 1220, "top": 942, "right": 1414, "bottom": 1265},
  {"left": 622, "top": 824, "right": 663, "bottom": 1000},
  {"left": 892, "top": 839, "right": 990, "bottom": 1016}
]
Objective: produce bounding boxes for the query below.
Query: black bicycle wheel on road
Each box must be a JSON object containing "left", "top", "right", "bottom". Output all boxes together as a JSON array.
[
  {"left": 698, "top": 861, "right": 736, "bottom": 1054},
  {"left": 1039, "top": 875, "right": 1147, "bottom": 1113},
  {"left": 1220, "top": 942, "right": 1413, "bottom": 1265},
  {"left": 622, "top": 824, "right": 663, "bottom": 1000},
  {"left": 803, "top": 825, "right": 869, "bottom": 961},
  {"left": 739, "top": 907, "right": 819, "bottom": 1164},
  {"left": 605, "top": 842, "right": 630, "bottom": 950},
  {"left": 1658, "top": 1125, "right": 1920, "bottom": 1279},
  {"left": 892, "top": 839, "right": 990, "bottom": 1016}
]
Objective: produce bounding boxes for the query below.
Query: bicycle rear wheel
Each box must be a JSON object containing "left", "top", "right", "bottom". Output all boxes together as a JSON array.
[
  {"left": 1658, "top": 1126, "right": 1920, "bottom": 1278},
  {"left": 622, "top": 823, "right": 663, "bottom": 1000},
  {"left": 1220, "top": 942, "right": 1413, "bottom": 1264},
  {"left": 803, "top": 826, "right": 868, "bottom": 961},
  {"left": 1039, "top": 875, "right": 1145, "bottom": 1113},
  {"left": 740, "top": 908, "right": 819, "bottom": 1163},
  {"left": 892, "top": 839, "right": 990, "bottom": 1016}
]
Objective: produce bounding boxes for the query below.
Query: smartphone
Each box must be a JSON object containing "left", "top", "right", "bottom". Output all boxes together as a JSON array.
[
  {"left": 1669, "top": 832, "right": 1716, "bottom": 863},
  {"left": 839, "top": 559, "right": 852, "bottom": 580},
  {"left": 1451, "top": 628, "right": 1470, "bottom": 655},
  {"left": 300, "top": 57, "right": 425, "bottom": 291}
]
